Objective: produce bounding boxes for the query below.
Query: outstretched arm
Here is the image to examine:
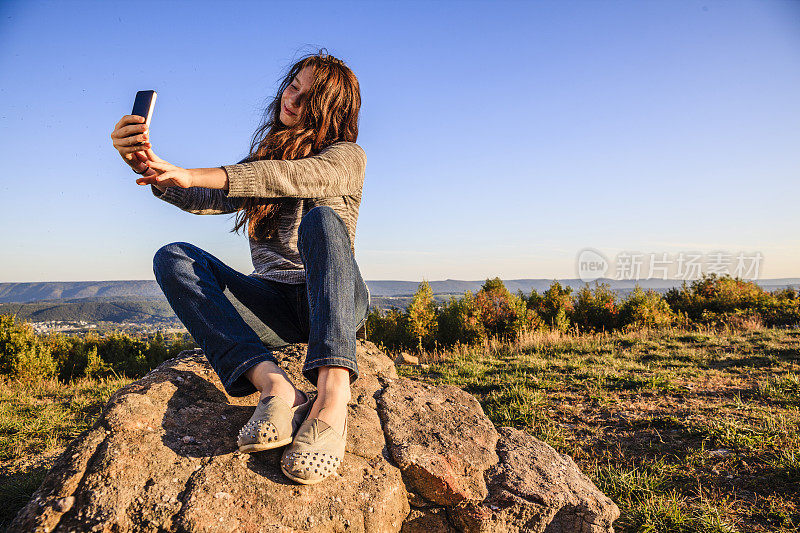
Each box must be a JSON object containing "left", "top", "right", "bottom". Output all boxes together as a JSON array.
[
  {"left": 220, "top": 141, "right": 366, "bottom": 198},
  {"left": 192, "top": 142, "right": 367, "bottom": 199},
  {"left": 151, "top": 184, "right": 244, "bottom": 215},
  {"left": 141, "top": 142, "right": 366, "bottom": 200},
  {"left": 149, "top": 156, "right": 248, "bottom": 215}
]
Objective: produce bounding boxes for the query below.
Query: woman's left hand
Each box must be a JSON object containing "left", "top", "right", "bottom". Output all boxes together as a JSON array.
[{"left": 135, "top": 152, "right": 196, "bottom": 188}]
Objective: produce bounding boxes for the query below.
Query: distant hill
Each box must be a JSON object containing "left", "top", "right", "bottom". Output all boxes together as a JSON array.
[
  {"left": 2, "top": 278, "right": 798, "bottom": 303},
  {"left": 0, "top": 280, "right": 164, "bottom": 303},
  {"left": 0, "top": 298, "right": 180, "bottom": 325},
  {"left": 1, "top": 278, "right": 798, "bottom": 323}
]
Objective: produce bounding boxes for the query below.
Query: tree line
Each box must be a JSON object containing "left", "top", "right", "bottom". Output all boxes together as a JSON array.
[{"left": 365, "top": 273, "right": 800, "bottom": 352}]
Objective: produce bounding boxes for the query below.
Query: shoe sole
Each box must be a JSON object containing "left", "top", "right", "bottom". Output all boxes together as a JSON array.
[
  {"left": 280, "top": 463, "right": 337, "bottom": 485},
  {"left": 238, "top": 436, "right": 294, "bottom": 453}
]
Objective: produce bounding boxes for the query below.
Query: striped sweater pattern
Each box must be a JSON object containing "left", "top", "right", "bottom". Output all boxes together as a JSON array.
[{"left": 151, "top": 141, "right": 367, "bottom": 284}]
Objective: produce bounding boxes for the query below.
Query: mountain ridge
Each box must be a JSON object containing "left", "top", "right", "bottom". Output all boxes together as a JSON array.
[{"left": 1, "top": 278, "right": 798, "bottom": 303}]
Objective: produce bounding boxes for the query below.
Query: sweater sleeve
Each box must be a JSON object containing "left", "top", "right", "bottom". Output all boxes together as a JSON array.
[
  {"left": 219, "top": 141, "right": 367, "bottom": 199},
  {"left": 151, "top": 156, "right": 249, "bottom": 215},
  {"left": 151, "top": 185, "right": 244, "bottom": 215}
]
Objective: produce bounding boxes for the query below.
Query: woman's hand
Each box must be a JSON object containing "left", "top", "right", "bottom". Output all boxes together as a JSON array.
[
  {"left": 134, "top": 152, "right": 196, "bottom": 189},
  {"left": 111, "top": 115, "right": 151, "bottom": 174}
]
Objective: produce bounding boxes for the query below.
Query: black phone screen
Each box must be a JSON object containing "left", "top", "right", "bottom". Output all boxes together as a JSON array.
[{"left": 132, "top": 90, "right": 157, "bottom": 125}]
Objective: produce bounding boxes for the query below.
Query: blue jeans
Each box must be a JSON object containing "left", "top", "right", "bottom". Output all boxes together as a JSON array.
[{"left": 152, "top": 206, "right": 370, "bottom": 396}]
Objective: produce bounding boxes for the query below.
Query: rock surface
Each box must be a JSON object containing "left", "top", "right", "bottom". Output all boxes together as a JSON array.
[
  {"left": 377, "top": 378, "right": 499, "bottom": 506},
  {"left": 449, "top": 427, "right": 621, "bottom": 533},
  {"left": 11, "top": 341, "right": 619, "bottom": 532}
]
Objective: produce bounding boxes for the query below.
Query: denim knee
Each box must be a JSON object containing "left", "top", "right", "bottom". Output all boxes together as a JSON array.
[
  {"left": 298, "top": 206, "right": 347, "bottom": 248},
  {"left": 153, "top": 241, "right": 198, "bottom": 278}
]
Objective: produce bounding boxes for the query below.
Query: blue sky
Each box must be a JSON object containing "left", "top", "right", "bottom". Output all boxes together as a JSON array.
[{"left": 1, "top": 0, "right": 798, "bottom": 283}]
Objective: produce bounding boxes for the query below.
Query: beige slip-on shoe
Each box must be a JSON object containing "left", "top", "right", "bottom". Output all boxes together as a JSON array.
[
  {"left": 280, "top": 412, "right": 347, "bottom": 485},
  {"left": 237, "top": 390, "right": 313, "bottom": 453}
]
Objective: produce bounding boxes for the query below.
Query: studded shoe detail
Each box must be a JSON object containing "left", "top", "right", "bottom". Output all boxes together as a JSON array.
[
  {"left": 280, "top": 415, "right": 347, "bottom": 485},
  {"left": 237, "top": 390, "right": 313, "bottom": 453}
]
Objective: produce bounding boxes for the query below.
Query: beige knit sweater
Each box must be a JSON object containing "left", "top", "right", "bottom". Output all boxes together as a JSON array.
[{"left": 151, "top": 141, "right": 367, "bottom": 284}]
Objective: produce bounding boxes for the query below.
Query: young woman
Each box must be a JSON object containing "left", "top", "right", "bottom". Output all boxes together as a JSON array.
[{"left": 109, "top": 50, "right": 369, "bottom": 485}]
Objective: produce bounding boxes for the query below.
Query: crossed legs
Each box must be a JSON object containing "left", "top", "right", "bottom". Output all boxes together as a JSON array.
[
  {"left": 153, "top": 205, "right": 367, "bottom": 438},
  {"left": 246, "top": 205, "right": 368, "bottom": 435}
]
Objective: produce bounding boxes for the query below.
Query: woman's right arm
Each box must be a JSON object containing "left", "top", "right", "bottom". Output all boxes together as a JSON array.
[
  {"left": 112, "top": 115, "right": 246, "bottom": 215},
  {"left": 151, "top": 156, "right": 250, "bottom": 214},
  {"left": 146, "top": 154, "right": 247, "bottom": 214},
  {"left": 150, "top": 183, "right": 244, "bottom": 215}
]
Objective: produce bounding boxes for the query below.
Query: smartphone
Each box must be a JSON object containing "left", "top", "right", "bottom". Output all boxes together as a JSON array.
[{"left": 132, "top": 90, "right": 157, "bottom": 126}]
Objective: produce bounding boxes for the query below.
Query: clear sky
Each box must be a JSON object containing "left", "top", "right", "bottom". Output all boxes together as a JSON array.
[{"left": 1, "top": 0, "right": 798, "bottom": 283}]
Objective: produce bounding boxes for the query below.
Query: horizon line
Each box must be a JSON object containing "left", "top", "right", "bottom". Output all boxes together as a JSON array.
[{"left": 1, "top": 276, "right": 799, "bottom": 284}]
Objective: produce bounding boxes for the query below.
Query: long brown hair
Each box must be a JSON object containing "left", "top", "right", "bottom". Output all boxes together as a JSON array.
[{"left": 231, "top": 49, "right": 361, "bottom": 241}]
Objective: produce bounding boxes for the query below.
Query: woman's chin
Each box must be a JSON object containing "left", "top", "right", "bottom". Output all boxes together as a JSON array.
[{"left": 279, "top": 112, "right": 298, "bottom": 127}]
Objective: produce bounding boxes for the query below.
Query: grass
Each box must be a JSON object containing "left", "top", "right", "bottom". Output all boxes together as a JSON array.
[
  {"left": 0, "top": 375, "right": 132, "bottom": 530},
  {"left": 395, "top": 325, "right": 800, "bottom": 532},
  {"left": 2, "top": 325, "right": 799, "bottom": 531}
]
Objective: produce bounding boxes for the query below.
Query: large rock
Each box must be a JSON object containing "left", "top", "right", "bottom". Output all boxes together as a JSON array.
[
  {"left": 377, "top": 378, "right": 499, "bottom": 506},
  {"left": 11, "top": 341, "right": 619, "bottom": 532},
  {"left": 449, "top": 428, "right": 620, "bottom": 532}
]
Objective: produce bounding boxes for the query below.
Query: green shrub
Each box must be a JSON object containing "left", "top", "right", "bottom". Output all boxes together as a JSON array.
[
  {"left": 571, "top": 282, "right": 619, "bottom": 333},
  {"left": 405, "top": 280, "right": 438, "bottom": 351},
  {"left": 98, "top": 332, "right": 151, "bottom": 376},
  {"left": 1, "top": 315, "right": 195, "bottom": 382},
  {"left": 49, "top": 336, "right": 112, "bottom": 380},
  {"left": 666, "top": 274, "right": 760, "bottom": 320},
  {"left": 665, "top": 274, "right": 800, "bottom": 328},
  {"left": 437, "top": 290, "right": 485, "bottom": 347},
  {"left": 365, "top": 307, "right": 411, "bottom": 351},
  {"left": 618, "top": 285, "right": 676, "bottom": 329},
  {"left": 757, "top": 289, "right": 800, "bottom": 327},
  {"left": 474, "top": 277, "right": 533, "bottom": 340},
  {"left": 0, "top": 315, "right": 58, "bottom": 380},
  {"left": 528, "top": 281, "right": 574, "bottom": 333},
  {"left": 47, "top": 329, "right": 193, "bottom": 381}
]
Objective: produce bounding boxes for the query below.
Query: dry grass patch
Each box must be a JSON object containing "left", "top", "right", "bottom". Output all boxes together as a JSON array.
[
  {"left": 396, "top": 326, "right": 800, "bottom": 532},
  {"left": 0, "top": 375, "right": 132, "bottom": 529}
]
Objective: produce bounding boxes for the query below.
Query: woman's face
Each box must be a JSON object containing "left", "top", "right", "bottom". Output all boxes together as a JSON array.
[{"left": 279, "top": 65, "right": 314, "bottom": 127}]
